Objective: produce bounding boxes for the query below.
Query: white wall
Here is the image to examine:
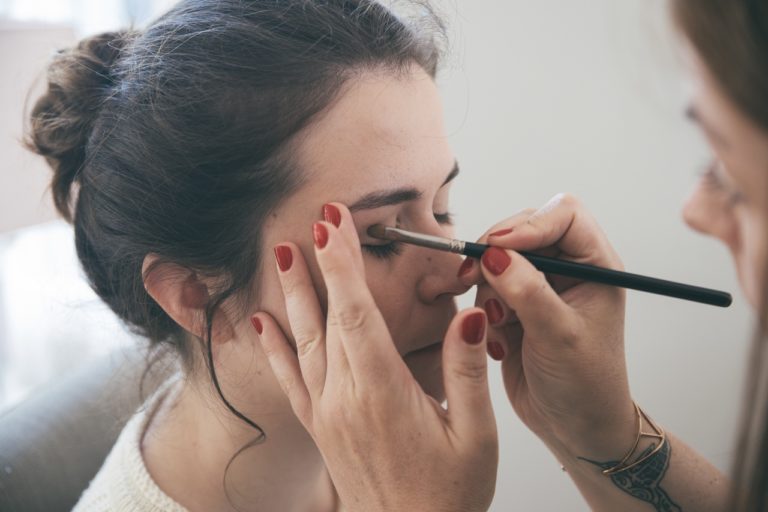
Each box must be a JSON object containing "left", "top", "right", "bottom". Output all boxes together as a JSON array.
[
  {"left": 0, "top": 21, "right": 74, "bottom": 233},
  {"left": 440, "top": 1, "right": 751, "bottom": 510}
]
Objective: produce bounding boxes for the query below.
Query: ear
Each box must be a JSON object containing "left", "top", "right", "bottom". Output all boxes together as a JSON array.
[{"left": 141, "top": 254, "right": 235, "bottom": 344}]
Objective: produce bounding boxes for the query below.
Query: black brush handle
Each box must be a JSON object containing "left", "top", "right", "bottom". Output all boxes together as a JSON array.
[{"left": 463, "top": 242, "right": 732, "bottom": 308}]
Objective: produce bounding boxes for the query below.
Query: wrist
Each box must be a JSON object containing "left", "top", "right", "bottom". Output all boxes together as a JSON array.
[{"left": 541, "top": 399, "right": 639, "bottom": 467}]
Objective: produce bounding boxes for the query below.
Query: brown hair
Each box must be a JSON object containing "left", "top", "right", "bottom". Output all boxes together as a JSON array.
[
  {"left": 26, "top": 0, "right": 444, "bottom": 434},
  {"left": 672, "top": 0, "right": 768, "bottom": 509}
]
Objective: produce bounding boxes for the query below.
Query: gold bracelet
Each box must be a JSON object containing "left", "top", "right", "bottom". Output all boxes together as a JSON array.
[{"left": 602, "top": 402, "right": 665, "bottom": 476}]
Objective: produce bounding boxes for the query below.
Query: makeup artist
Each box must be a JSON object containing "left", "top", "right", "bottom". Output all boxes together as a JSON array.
[{"left": 258, "top": 0, "right": 767, "bottom": 510}]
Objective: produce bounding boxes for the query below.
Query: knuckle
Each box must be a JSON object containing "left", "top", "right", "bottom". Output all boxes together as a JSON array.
[
  {"left": 279, "top": 277, "right": 304, "bottom": 298},
  {"left": 554, "top": 320, "right": 581, "bottom": 349},
  {"left": 259, "top": 336, "right": 275, "bottom": 356},
  {"left": 556, "top": 192, "right": 578, "bottom": 207},
  {"left": 450, "top": 360, "right": 488, "bottom": 386},
  {"left": 292, "top": 329, "right": 323, "bottom": 358},
  {"left": 322, "top": 257, "right": 356, "bottom": 281},
  {"left": 511, "top": 270, "right": 548, "bottom": 302},
  {"left": 511, "top": 207, "right": 536, "bottom": 218},
  {"left": 328, "top": 301, "right": 369, "bottom": 334},
  {"left": 259, "top": 338, "right": 280, "bottom": 360},
  {"left": 278, "top": 373, "right": 299, "bottom": 399}
]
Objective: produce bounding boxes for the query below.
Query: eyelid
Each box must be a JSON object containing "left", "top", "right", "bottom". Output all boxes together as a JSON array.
[
  {"left": 700, "top": 160, "right": 744, "bottom": 204},
  {"left": 434, "top": 211, "right": 454, "bottom": 225},
  {"left": 705, "top": 160, "right": 733, "bottom": 187}
]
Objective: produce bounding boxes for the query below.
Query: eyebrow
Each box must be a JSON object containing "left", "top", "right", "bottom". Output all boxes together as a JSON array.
[
  {"left": 348, "top": 160, "right": 460, "bottom": 213},
  {"left": 686, "top": 105, "right": 729, "bottom": 148}
]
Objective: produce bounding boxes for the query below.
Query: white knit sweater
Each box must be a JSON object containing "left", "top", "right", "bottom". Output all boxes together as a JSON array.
[
  {"left": 73, "top": 376, "right": 344, "bottom": 512},
  {"left": 73, "top": 376, "right": 187, "bottom": 512}
]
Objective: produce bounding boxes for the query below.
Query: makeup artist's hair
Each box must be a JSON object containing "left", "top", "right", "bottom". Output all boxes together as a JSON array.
[
  {"left": 671, "top": 1, "right": 768, "bottom": 509},
  {"left": 26, "top": 0, "right": 443, "bottom": 437}
]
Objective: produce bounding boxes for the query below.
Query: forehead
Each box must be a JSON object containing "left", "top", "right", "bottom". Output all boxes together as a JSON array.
[
  {"left": 690, "top": 55, "right": 768, "bottom": 153},
  {"left": 292, "top": 65, "right": 453, "bottom": 201}
]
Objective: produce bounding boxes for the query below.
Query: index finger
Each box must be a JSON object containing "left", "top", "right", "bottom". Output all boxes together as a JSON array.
[
  {"left": 487, "top": 193, "right": 622, "bottom": 270},
  {"left": 458, "top": 207, "right": 544, "bottom": 287},
  {"left": 312, "top": 220, "right": 406, "bottom": 386}
]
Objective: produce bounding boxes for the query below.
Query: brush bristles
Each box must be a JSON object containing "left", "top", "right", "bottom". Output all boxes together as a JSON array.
[{"left": 367, "top": 224, "right": 389, "bottom": 239}]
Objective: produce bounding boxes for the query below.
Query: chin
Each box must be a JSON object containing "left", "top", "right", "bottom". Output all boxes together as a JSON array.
[{"left": 403, "top": 344, "right": 445, "bottom": 401}]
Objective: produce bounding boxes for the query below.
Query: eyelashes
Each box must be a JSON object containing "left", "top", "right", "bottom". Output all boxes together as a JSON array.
[
  {"left": 699, "top": 160, "right": 744, "bottom": 205},
  {"left": 433, "top": 211, "right": 454, "bottom": 225},
  {"left": 362, "top": 242, "right": 403, "bottom": 259},
  {"left": 361, "top": 211, "right": 455, "bottom": 260}
]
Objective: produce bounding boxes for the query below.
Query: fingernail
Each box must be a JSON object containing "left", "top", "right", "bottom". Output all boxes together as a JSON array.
[
  {"left": 323, "top": 204, "right": 342, "bottom": 227},
  {"left": 313, "top": 222, "right": 329, "bottom": 249},
  {"left": 482, "top": 247, "right": 511, "bottom": 276},
  {"left": 489, "top": 228, "right": 514, "bottom": 237},
  {"left": 484, "top": 298, "right": 504, "bottom": 324},
  {"left": 488, "top": 341, "right": 505, "bottom": 361},
  {"left": 457, "top": 257, "right": 474, "bottom": 277},
  {"left": 251, "top": 316, "right": 263, "bottom": 335},
  {"left": 274, "top": 245, "right": 293, "bottom": 272},
  {"left": 461, "top": 312, "right": 486, "bottom": 345}
]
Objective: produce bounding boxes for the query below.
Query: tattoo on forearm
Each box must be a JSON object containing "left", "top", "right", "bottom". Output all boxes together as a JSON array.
[{"left": 578, "top": 441, "right": 682, "bottom": 512}]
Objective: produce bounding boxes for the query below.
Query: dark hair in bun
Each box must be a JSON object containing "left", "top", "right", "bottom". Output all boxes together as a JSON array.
[
  {"left": 27, "top": 30, "right": 135, "bottom": 221},
  {"left": 25, "top": 0, "right": 444, "bottom": 437}
]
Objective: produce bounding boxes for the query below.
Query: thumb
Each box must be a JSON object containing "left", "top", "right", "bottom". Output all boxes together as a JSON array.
[
  {"left": 443, "top": 308, "right": 496, "bottom": 441},
  {"left": 480, "top": 247, "right": 576, "bottom": 343}
]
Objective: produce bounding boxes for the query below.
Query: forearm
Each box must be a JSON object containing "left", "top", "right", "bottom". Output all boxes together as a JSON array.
[{"left": 545, "top": 421, "right": 731, "bottom": 512}]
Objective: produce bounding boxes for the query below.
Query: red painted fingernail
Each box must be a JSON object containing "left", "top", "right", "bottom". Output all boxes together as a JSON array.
[
  {"left": 274, "top": 245, "right": 293, "bottom": 272},
  {"left": 251, "top": 316, "right": 263, "bottom": 335},
  {"left": 489, "top": 228, "right": 514, "bottom": 237},
  {"left": 461, "top": 312, "right": 486, "bottom": 345},
  {"left": 482, "top": 247, "right": 511, "bottom": 276},
  {"left": 488, "top": 341, "right": 505, "bottom": 361},
  {"left": 485, "top": 298, "right": 504, "bottom": 324},
  {"left": 457, "top": 258, "right": 474, "bottom": 277},
  {"left": 323, "top": 204, "right": 341, "bottom": 227},
  {"left": 313, "top": 222, "right": 329, "bottom": 249}
]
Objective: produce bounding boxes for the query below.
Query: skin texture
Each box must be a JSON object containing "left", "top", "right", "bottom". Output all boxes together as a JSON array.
[
  {"left": 256, "top": 203, "right": 497, "bottom": 512},
  {"left": 681, "top": 54, "right": 768, "bottom": 308},
  {"left": 137, "top": 28, "right": 768, "bottom": 512},
  {"left": 139, "top": 65, "right": 496, "bottom": 512}
]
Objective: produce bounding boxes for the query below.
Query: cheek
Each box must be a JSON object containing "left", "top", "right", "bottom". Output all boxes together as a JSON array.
[
  {"left": 739, "top": 209, "right": 767, "bottom": 306},
  {"left": 365, "top": 265, "right": 413, "bottom": 324}
]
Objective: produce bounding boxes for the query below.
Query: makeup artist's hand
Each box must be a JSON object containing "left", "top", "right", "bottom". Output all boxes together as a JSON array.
[
  {"left": 459, "top": 193, "right": 636, "bottom": 465},
  {"left": 254, "top": 203, "right": 498, "bottom": 512}
]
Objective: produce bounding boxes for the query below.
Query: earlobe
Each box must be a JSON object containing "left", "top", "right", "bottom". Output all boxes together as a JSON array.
[{"left": 141, "top": 254, "right": 235, "bottom": 343}]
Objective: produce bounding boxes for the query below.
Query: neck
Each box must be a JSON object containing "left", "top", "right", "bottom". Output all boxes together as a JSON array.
[{"left": 142, "top": 377, "right": 337, "bottom": 512}]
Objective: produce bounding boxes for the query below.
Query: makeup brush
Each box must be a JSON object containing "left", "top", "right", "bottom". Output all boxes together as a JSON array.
[{"left": 367, "top": 225, "right": 732, "bottom": 308}]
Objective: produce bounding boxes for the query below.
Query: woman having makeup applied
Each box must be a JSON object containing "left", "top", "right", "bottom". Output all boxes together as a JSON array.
[
  {"left": 26, "top": 1, "right": 498, "bottom": 510},
  {"left": 259, "top": 0, "right": 768, "bottom": 511}
]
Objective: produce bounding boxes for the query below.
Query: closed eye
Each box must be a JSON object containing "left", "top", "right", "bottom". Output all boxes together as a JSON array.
[
  {"left": 434, "top": 211, "right": 454, "bottom": 225},
  {"left": 362, "top": 242, "right": 403, "bottom": 259},
  {"left": 361, "top": 210, "right": 454, "bottom": 260}
]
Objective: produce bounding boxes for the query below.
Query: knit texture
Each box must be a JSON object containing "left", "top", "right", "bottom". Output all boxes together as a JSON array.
[{"left": 72, "top": 375, "right": 187, "bottom": 512}]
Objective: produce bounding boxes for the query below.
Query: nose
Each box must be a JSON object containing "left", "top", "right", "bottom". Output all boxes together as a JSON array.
[
  {"left": 681, "top": 179, "right": 738, "bottom": 248},
  {"left": 414, "top": 227, "right": 472, "bottom": 303}
]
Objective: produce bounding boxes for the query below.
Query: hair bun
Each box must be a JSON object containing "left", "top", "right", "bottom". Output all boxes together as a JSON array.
[{"left": 26, "top": 30, "right": 134, "bottom": 221}]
